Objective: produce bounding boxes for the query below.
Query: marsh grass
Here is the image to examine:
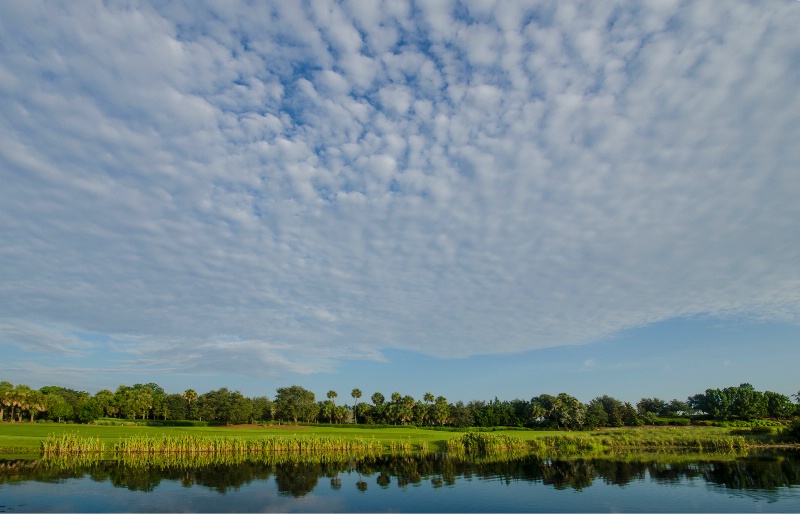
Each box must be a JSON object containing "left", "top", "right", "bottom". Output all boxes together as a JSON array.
[
  {"left": 446, "top": 432, "right": 531, "bottom": 453},
  {"left": 41, "top": 450, "right": 379, "bottom": 471},
  {"left": 445, "top": 430, "right": 751, "bottom": 456},
  {"left": 25, "top": 424, "right": 773, "bottom": 459},
  {"left": 41, "top": 433, "right": 432, "bottom": 456},
  {"left": 40, "top": 433, "right": 104, "bottom": 455}
]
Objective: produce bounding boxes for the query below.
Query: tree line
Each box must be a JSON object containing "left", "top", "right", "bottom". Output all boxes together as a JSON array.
[{"left": 1, "top": 380, "right": 797, "bottom": 429}]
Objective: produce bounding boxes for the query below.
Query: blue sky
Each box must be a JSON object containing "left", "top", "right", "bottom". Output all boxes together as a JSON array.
[{"left": 1, "top": 1, "right": 799, "bottom": 405}]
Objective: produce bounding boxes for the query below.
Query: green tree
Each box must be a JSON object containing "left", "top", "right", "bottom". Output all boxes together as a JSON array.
[
  {"left": 585, "top": 400, "right": 609, "bottom": 429},
  {"left": 44, "top": 393, "right": 72, "bottom": 423},
  {"left": 194, "top": 393, "right": 216, "bottom": 422},
  {"left": 531, "top": 393, "right": 586, "bottom": 430},
  {"left": 183, "top": 389, "right": 198, "bottom": 419},
  {"left": 412, "top": 400, "right": 428, "bottom": 426},
  {"left": 449, "top": 401, "right": 474, "bottom": 428},
  {"left": 666, "top": 399, "right": 691, "bottom": 416},
  {"left": 25, "top": 390, "right": 47, "bottom": 422},
  {"left": 432, "top": 396, "right": 450, "bottom": 426},
  {"left": 320, "top": 400, "right": 335, "bottom": 424},
  {"left": 351, "top": 388, "right": 362, "bottom": 424},
  {"left": 589, "top": 396, "right": 626, "bottom": 427},
  {"left": 194, "top": 388, "right": 250, "bottom": 424},
  {"left": 275, "top": 385, "right": 317, "bottom": 424},
  {"left": 222, "top": 391, "right": 253, "bottom": 425},
  {"left": 689, "top": 388, "right": 730, "bottom": 418},
  {"left": 164, "top": 393, "right": 188, "bottom": 420},
  {"left": 40, "top": 386, "right": 86, "bottom": 423},
  {"left": 398, "top": 395, "right": 415, "bottom": 425},
  {"left": 370, "top": 392, "right": 385, "bottom": 423},
  {"left": 333, "top": 405, "right": 346, "bottom": 424},
  {"left": 764, "top": 391, "right": 795, "bottom": 418},
  {"left": 77, "top": 398, "right": 103, "bottom": 423},
  {"left": 126, "top": 386, "right": 154, "bottom": 419},
  {"left": 94, "top": 389, "right": 116, "bottom": 418},
  {"left": 251, "top": 396, "right": 273, "bottom": 423},
  {"left": 152, "top": 394, "right": 169, "bottom": 420},
  {"left": 9, "top": 384, "right": 32, "bottom": 422},
  {"left": 113, "top": 385, "right": 132, "bottom": 418},
  {"left": 0, "top": 381, "right": 14, "bottom": 422},
  {"left": 730, "top": 383, "right": 766, "bottom": 420},
  {"left": 356, "top": 402, "right": 373, "bottom": 424},
  {"left": 637, "top": 397, "right": 668, "bottom": 417}
]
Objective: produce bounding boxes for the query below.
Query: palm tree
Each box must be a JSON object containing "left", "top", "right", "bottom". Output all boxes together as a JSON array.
[
  {"left": 334, "top": 405, "right": 346, "bottom": 424},
  {"left": 399, "top": 395, "right": 415, "bottom": 425},
  {"left": 433, "top": 396, "right": 450, "bottom": 426},
  {"left": 320, "top": 400, "right": 335, "bottom": 424},
  {"left": 351, "top": 388, "right": 362, "bottom": 424},
  {"left": 0, "top": 382, "right": 12, "bottom": 422},
  {"left": 26, "top": 391, "right": 46, "bottom": 422},
  {"left": 11, "top": 385, "right": 32, "bottom": 422},
  {"left": 422, "top": 392, "right": 435, "bottom": 426},
  {"left": 326, "top": 391, "right": 338, "bottom": 423},
  {"left": 183, "top": 389, "right": 197, "bottom": 419}
]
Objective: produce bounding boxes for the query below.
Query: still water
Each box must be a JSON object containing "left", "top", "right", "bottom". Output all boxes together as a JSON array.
[{"left": 2, "top": 452, "right": 800, "bottom": 512}]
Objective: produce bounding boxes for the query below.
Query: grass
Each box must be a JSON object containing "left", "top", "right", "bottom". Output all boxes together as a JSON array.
[
  {"left": 40, "top": 433, "right": 391, "bottom": 456},
  {"left": 1, "top": 422, "right": 791, "bottom": 456}
]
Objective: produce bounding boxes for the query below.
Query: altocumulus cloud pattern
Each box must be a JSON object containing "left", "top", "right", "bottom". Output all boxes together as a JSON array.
[{"left": 0, "top": 1, "right": 798, "bottom": 382}]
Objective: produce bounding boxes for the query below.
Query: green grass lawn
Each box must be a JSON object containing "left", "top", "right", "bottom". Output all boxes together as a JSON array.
[
  {"left": 0, "top": 422, "right": 779, "bottom": 455},
  {"left": 0, "top": 423, "right": 466, "bottom": 452}
]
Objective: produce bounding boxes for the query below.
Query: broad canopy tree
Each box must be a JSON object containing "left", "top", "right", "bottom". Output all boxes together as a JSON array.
[{"left": 275, "top": 385, "right": 317, "bottom": 424}]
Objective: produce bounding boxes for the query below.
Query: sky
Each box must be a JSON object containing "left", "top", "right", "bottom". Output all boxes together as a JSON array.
[{"left": 1, "top": 0, "right": 799, "bottom": 406}]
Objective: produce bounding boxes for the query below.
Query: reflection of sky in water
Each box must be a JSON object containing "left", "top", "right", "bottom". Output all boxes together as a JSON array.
[{"left": 2, "top": 458, "right": 800, "bottom": 513}]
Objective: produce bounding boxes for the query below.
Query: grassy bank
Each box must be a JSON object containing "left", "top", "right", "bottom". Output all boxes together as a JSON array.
[
  {"left": 1, "top": 422, "right": 793, "bottom": 456},
  {"left": 0, "top": 423, "right": 451, "bottom": 454}
]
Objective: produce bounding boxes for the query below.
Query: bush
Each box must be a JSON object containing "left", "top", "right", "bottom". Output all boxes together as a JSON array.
[
  {"left": 715, "top": 419, "right": 786, "bottom": 428},
  {"left": 730, "top": 426, "right": 773, "bottom": 435},
  {"left": 143, "top": 420, "right": 209, "bottom": 427},
  {"left": 782, "top": 418, "right": 800, "bottom": 442},
  {"left": 659, "top": 417, "right": 691, "bottom": 426}
]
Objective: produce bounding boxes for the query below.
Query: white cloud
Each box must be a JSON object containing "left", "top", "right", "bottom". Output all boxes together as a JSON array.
[{"left": 0, "top": 0, "right": 798, "bottom": 384}]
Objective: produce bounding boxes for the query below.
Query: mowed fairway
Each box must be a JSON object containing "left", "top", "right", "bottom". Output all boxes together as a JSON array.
[
  {"left": 0, "top": 423, "right": 470, "bottom": 453},
  {"left": 1, "top": 423, "right": 752, "bottom": 455}
]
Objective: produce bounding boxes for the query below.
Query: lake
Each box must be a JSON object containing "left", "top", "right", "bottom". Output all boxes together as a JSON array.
[{"left": 2, "top": 451, "right": 800, "bottom": 512}]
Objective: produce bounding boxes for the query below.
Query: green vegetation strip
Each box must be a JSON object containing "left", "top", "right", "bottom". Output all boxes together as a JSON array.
[
  {"left": 446, "top": 431, "right": 750, "bottom": 455},
  {"left": 40, "top": 433, "right": 431, "bottom": 456},
  {"left": 40, "top": 429, "right": 752, "bottom": 458}
]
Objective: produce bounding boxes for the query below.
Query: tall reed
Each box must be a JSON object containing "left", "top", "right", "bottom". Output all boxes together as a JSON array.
[
  {"left": 44, "top": 434, "right": 404, "bottom": 456},
  {"left": 446, "top": 433, "right": 531, "bottom": 454},
  {"left": 41, "top": 433, "right": 104, "bottom": 456}
]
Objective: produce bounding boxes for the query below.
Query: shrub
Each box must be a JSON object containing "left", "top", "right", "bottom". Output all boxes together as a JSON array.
[
  {"left": 782, "top": 418, "right": 800, "bottom": 442},
  {"left": 143, "top": 420, "right": 209, "bottom": 427}
]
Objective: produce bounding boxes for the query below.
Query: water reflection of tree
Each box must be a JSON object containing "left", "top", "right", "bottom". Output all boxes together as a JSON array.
[
  {"left": 274, "top": 462, "right": 321, "bottom": 497},
  {"left": 703, "top": 455, "right": 800, "bottom": 491},
  {"left": 2, "top": 450, "right": 799, "bottom": 499}
]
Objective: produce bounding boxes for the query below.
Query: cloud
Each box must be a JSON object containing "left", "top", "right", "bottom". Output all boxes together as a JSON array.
[{"left": 0, "top": 1, "right": 798, "bottom": 382}]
